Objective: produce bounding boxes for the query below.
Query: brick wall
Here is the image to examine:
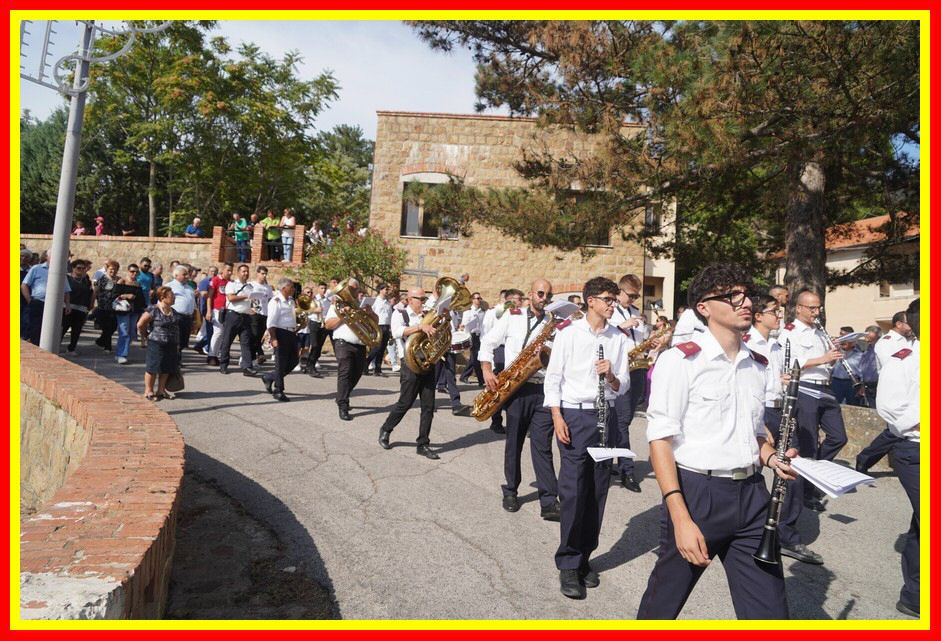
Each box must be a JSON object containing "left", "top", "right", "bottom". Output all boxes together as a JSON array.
[
  {"left": 19, "top": 341, "right": 185, "bottom": 619},
  {"left": 369, "top": 111, "right": 648, "bottom": 302}
]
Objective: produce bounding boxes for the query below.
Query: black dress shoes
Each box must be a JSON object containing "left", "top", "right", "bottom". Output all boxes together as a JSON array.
[
  {"left": 620, "top": 472, "right": 641, "bottom": 493},
  {"left": 559, "top": 569, "right": 586, "bottom": 599},
  {"left": 219, "top": 365, "right": 229, "bottom": 375},
  {"left": 540, "top": 501, "right": 561, "bottom": 522},
  {"left": 490, "top": 423, "right": 506, "bottom": 434},
  {"left": 273, "top": 393, "right": 289, "bottom": 402},
  {"left": 896, "top": 600, "right": 919, "bottom": 618},
  {"left": 803, "top": 497, "right": 827, "bottom": 512},
  {"left": 339, "top": 407, "right": 352, "bottom": 421},
  {"left": 502, "top": 495, "right": 520, "bottom": 513},
  {"left": 378, "top": 429, "right": 392, "bottom": 450},
  {"left": 452, "top": 404, "right": 470, "bottom": 416},
  {"left": 243, "top": 367, "right": 258, "bottom": 377},
  {"left": 262, "top": 376, "right": 273, "bottom": 394},
  {"left": 416, "top": 445, "right": 440, "bottom": 460},
  {"left": 579, "top": 563, "right": 600, "bottom": 588},
  {"left": 780, "top": 543, "right": 824, "bottom": 565}
]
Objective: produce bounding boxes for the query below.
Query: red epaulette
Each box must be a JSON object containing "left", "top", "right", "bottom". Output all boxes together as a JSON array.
[
  {"left": 784, "top": 323, "right": 795, "bottom": 331},
  {"left": 882, "top": 334, "right": 892, "bottom": 340},
  {"left": 742, "top": 333, "right": 751, "bottom": 343},
  {"left": 510, "top": 308, "right": 522, "bottom": 315},
  {"left": 892, "top": 348, "right": 913, "bottom": 360},
  {"left": 749, "top": 349, "right": 768, "bottom": 366},
  {"left": 674, "top": 342, "right": 701, "bottom": 358},
  {"left": 555, "top": 319, "right": 572, "bottom": 330}
]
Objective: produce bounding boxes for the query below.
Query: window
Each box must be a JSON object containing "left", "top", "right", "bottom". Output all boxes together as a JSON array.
[
  {"left": 645, "top": 203, "right": 662, "bottom": 233},
  {"left": 400, "top": 179, "right": 459, "bottom": 240},
  {"left": 879, "top": 281, "right": 891, "bottom": 298}
]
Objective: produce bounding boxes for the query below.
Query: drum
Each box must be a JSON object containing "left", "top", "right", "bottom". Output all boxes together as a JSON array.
[{"left": 450, "top": 330, "right": 472, "bottom": 354}]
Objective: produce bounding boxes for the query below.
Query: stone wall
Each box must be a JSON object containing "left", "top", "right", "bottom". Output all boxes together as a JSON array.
[
  {"left": 21, "top": 233, "right": 213, "bottom": 273},
  {"left": 19, "top": 341, "right": 185, "bottom": 619},
  {"left": 369, "top": 112, "right": 648, "bottom": 301}
]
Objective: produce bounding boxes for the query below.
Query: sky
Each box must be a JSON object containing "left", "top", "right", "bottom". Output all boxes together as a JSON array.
[{"left": 19, "top": 20, "right": 506, "bottom": 140}]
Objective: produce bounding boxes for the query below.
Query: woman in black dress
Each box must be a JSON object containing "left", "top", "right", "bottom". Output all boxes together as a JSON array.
[{"left": 137, "top": 286, "right": 181, "bottom": 400}]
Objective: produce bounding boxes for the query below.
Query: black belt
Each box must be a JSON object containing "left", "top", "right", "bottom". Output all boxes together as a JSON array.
[
  {"left": 800, "top": 380, "right": 831, "bottom": 389},
  {"left": 334, "top": 339, "right": 365, "bottom": 348}
]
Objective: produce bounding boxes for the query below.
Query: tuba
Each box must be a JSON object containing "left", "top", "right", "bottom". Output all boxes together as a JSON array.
[
  {"left": 404, "top": 276, "right": 472, "bottom": 374},
  {"left": 330, "top": 280, "right": 382, "bottom": 351},
  {"left": 295, "top": 294, "right": 312, "bottom": 331}
]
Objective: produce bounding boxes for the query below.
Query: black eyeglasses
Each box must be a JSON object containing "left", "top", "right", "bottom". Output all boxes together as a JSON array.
[
  {"left": 129, "top": 269, "right": 139, "bottom": 274},
  {"left": 411, "top": 296, "right": 428, "bottom": 302},
  {"left": 700, "top": 289, "right": 751, "bottom": 310},
  {"left": 535, "top": 290, "right": 553, "bottom": 301},
  {"left": 592, "top": 295, "right": 617, "bottom": 306}
]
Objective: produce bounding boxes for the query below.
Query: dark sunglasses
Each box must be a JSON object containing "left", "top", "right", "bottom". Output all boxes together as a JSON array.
[
  {"left": 535, "top": 290, "right": 553, "bottom": 300},
  {"left": 411, "top": 296, "right": 428, "bottom": 302},
  {"left": 624, "top": 292, "right": 640, "bottom": 300}
]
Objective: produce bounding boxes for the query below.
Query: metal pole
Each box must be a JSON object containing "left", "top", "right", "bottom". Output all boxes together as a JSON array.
[{"left": 39, "top": 22, "right": 94, "bottom": 352}]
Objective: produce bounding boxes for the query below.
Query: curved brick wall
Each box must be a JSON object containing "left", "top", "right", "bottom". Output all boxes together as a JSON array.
[{"left": 19, "top": 341, "right": 185, "bottom": 619}]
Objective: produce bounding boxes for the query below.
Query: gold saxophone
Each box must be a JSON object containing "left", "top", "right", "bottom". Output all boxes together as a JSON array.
[
  {"left": 404, "top": 276, "right": 472, "bottom": 374},
  {"left": 331, "top": 280, "right": 382, "bottom": 351},
  {"left": 471, "top": 311, "right": 577, "bottom": 422},
  {"left": 628, "top": 324, "right": 673, "bottom": 371}
]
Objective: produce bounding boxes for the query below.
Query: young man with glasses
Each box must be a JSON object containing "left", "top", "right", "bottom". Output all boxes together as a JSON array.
[
  {"left": 745, "top": 294, "right": 822, "bottom": 565},
  {"left": 378, "top": 288, "right": 443, "bottom": 459},
  {"left": 480, "top": 280, "right": 561, "bottom": 521},
  {"left": 544, "top": 277, "right": 630, "bottom": 600},
  {"left": 637, "top": 264, "right": 798, "bottom": 619},
  {"left": 611, "top": 273, "right": 649, "bottom": 493},
  {"left": 776, "top": 289, "right": 847, "bottom": 513}
]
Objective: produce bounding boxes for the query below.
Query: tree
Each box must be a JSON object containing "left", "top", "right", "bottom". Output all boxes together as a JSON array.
[
  {"left": 20, "top": 109, "right": 67, "bottom": 233},
  {"left": 295, "top": 230, "right": 407, "bottom": 294},
  {"left": 410, "top": 20, "right": 920, "bottom": 308},
  {"left": 302, "top": 125, "right": 375, "bottom": 229}
]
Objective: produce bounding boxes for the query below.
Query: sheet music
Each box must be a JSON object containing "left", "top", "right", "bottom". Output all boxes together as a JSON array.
[
  {"left": 587, "top": 447, "right": 636, "bottom": 462},
  {"left": 790, "top": 458, "right": 876, "bottom": 498},
  {"left": 360, "top": 296, "right": 376, "bottom": 309}
]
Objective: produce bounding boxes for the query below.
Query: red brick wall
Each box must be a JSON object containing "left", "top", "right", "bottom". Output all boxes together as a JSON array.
[{"left": 19, "top": 341, "right": 185, "bottom": 619}]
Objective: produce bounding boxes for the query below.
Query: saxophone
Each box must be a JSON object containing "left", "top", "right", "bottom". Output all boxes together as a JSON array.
[
  {"left": 628, "top": 324, "right": 673, "bottom": 371},
  {"left": 470, "top": 310, "right": 575, "bottom": 421}
]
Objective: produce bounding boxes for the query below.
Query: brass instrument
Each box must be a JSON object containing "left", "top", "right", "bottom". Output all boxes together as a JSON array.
[
  {"left": 754, "top": 364, "right": 801, "bottom": 565},
  {"left": 295, "top": 294, "right": 312, "bottom": 330},
  {"left": 494, "top": 300, "right": 517, "bottom": 320},
  {"left": 331, "top": 280, "right": 382, "bottom": 351},
  {"left": 814, "top": 318, "right": 863, "bottom": 390},
  {"left": 404, "top": 276, "right": 472, "bottom": 374},
  {"left": 471, "top": 309, "right": 577, "bottom": 421},
  {"left": 628, "top": 324, "right": 673, "bottom": 371}
]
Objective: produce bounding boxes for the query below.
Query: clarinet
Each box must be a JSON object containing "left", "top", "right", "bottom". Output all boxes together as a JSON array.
[
  {"left": 754, "top": 363, "right": 801, "bottom": 565},
  {"left": 814, "top": 318, "right": 863, "bottom": 390},
  {"left": 782, "top": 339, "right": 791, "bottom": 395},
  {"left": 595, "top": 345, "right": 608, "bottom": 447}
]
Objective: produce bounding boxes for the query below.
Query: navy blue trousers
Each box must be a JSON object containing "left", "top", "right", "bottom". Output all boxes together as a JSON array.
[
  {"left": 893, "top": 439, "right": 920, "bottom": 611},
  {"left": 435, "top": 353, "right": 461, "bottom": 405},
  {"left": 555, "top": 407, "right": 615, "bottom": 570},
  {"left": 613, "top": 368, "right": 646, "bottom": 475},
  {"left": 502, "top": 383, "right": 557, "bottom": 508},
  {"left": 764, "top": 407, "right": 804, "bottom": 547},
  {"left": 856, "top": 428, "right": 903, "bottom": 472},
  {"left": 795, "top": 389, "right": 847, "bottom": 499},
  {"left": 637, "top": 468, "right": 788, "bottom": 620},
  {"left": 489, "top": 347, "right": 505, "bottom": 429}
]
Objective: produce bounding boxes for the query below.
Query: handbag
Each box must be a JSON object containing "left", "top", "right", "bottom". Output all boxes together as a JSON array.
[
  {"left": 112, "top": 298, "right": 131, "bottom": 313},
  {"left": 165, "top": 371, "right": 185, "bottom": 392}
]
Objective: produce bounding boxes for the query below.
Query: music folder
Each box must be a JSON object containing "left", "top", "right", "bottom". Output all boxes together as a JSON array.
[
  {"left": 789, "top": 458, "right": 876, "bottom": 498},
  {"left": 587, "top": 447, "right": 636, "bottom": 462}
]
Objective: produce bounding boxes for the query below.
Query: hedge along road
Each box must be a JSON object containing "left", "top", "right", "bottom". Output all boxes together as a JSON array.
[{"left": 68, "top": 334, "right": 914, "bottom": 621}]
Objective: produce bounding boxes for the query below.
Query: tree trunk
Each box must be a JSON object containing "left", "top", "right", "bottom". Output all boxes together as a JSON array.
[
  {"left": 782, "top": 153, "right": 828, "bottom": 322},
  {"left": 148, "top": 158, "right": 157, "bottom": 237}
]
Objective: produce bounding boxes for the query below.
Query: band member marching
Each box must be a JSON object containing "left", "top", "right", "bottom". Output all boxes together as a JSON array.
[
  {"left": 479, "top": 279, "right": 560, "bottom": 520},
  {"left": 544, "top": 277, "right": 630, "bottom": 599},
  {"left": 324, "top": 277, "right": 375, "bottom": 421},
  {"left": 261, "top": 278, "right": 300, "bottom": 402},
  {"left": 637, "top": 264, "right": 798, "bottom": 620},
  {"left": 875, "top": 298, "right": 920, "bottom": 618},
  {"left": 378, "top": 287, "right": 443, "bottom": 460}
]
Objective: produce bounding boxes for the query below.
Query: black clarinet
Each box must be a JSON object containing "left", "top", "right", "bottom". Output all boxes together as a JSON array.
[
  {"left": 754, "top": 363, "right": 801, "bottom": 565},
  {"left": 595, "top": 345, "right": 607, "bottom": 446}
]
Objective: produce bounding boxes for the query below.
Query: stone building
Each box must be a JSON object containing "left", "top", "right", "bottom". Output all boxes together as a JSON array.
[{"left": 368, "top": 111, "right": 676, "bottom": 320}]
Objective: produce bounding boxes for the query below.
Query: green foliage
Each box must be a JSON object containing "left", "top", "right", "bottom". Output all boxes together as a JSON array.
[
  {"left": 20, "top": 109, "right": 67, "bottom": 232},
  {"left": 302, "top": 125, "right": 374, "bottom": 229},
  {"left": 294, "top": 230, "right": 407, "bottom": 294}
]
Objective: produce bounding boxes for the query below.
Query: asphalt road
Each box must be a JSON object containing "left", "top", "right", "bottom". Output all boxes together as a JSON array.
[{"left": 65, "top": 334, "right": 916, "bottom": 621}]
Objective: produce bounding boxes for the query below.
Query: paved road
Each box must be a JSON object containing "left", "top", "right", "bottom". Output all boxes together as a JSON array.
[{"left": 67, "top": 334, "right": 915, "bottom": 620}]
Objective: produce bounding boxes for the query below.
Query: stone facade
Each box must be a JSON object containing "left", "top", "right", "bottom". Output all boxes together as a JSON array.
[{"left": 369, "top": 111, "right": 656, "bottom": 304}]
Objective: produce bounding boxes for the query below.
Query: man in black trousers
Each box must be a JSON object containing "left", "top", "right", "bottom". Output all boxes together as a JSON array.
[
  {"left": 378, "top": 287, "right": 441, "bottom": 460},
  {"left": 261, "top": 278, "right": 299, "bottom": 401}
]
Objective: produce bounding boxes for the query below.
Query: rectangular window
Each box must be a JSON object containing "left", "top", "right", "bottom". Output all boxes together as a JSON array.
[
  {"left": 879, "top": 281, "right": 891, "bottom": 298},
  {"left": 400, "top": 182, "right": 458, "bottom": 239},
  {"left": 645, "top": 204, "right": 662, "bottom": 233}
]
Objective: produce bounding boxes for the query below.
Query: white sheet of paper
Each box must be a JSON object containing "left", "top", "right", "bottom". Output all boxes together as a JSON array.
[
  {"left": 464, "top": 316, "right": 480, "bottom": 333},
  {"left": 436, "top": 295, "right": 452, "bottom": 314},
  {"left": 831, "top": 331, "right": 865, "bottom": 344},
  {"left": 360, "top": 296, "right": 376, "bottom": 309},
  {"left": 587, "top": 447, "right": 636, "bottom": 462},
  {"left": 545, "top": 300, "right": 580, "bottom": 319},
  {"left": 790, "top": 458, "right": 875, "bottom": 498}
]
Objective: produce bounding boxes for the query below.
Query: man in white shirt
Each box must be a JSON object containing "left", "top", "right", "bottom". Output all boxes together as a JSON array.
[
  {"left": 544, "top": 277, "right": 629, "bottom": 600},
  {"left": 261, "top": 278, "right": 299, "bottom": 402},
  {"left": 459, "top": 292, "right": 485, "bottom": 385},
  {"left": 324, "top": 277, "right": 373, "bottom": 421},
  {"left": 218, "top": 264, "right": 257, "bottom": 377},
  {"left": 610, "top": 273, "right": 649, "bottom": 493},
  {"left": 367, "top": 283, "right": 394, "bottom": 376},
  {"left": 388, "top": 290, "right": 407, "bottom": 373},
  {"left": 480, "top": 289, "right": 522, "bottom": 434},
  {"left": 480, "top": 280, "right": 559, "bottom": 520},
  {"left": 378, "top": 287, "right": 442, "bottom": 459},
  {"left": 745, "top": 294, "right": 821, "bottom": 565},
  {"left": 250, "top": 266, "right": 273, "bottom": 367},
  {"left": 670, "top": 307, "right": 706, "bottom": 346},
  {"left": 167, "top": 264, "right": 196, "bottom": 355},
  {"left": 637, "top": 264, "right": 797, "bottom": 620},
  {"left": 768, "top": 284, "right": 789, "bottom": 338},
  {"left": 874, "top": 298, "right": 920, "bottom": 618},
  {"left": 874, "top": 309, "right": 914, "bottom": 368},
  {"left": 776, "top": 289, "right": 847, "bottom": 512}
]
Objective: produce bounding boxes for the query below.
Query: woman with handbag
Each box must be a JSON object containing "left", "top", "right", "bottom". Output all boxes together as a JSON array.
[
  {"left": 94, "top": 260, "right": 122, "bottom": 352},
  {"left": 137, "top": 286, "right": 182, "bottom": 400}
]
